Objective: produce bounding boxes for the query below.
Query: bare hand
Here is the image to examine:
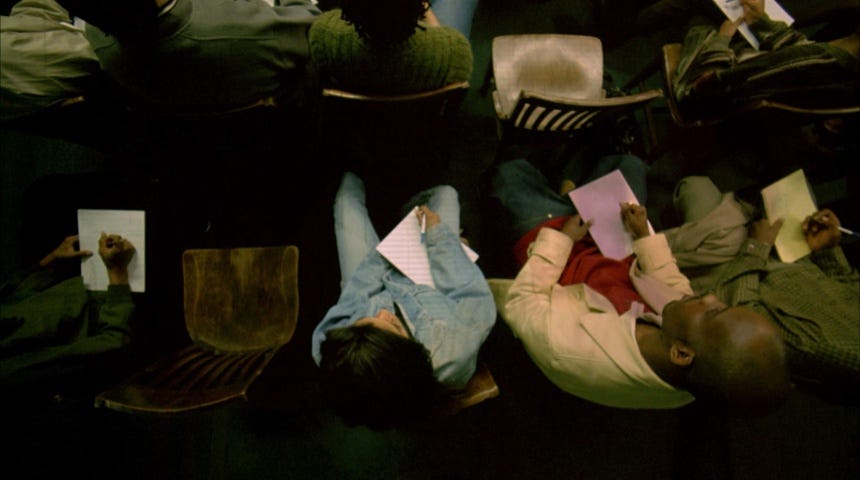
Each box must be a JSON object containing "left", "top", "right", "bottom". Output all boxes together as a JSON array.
[
  {"left": 561, "top": 214, "right": 592, "bottom": 242},
  {"left": 749, "top": 218, "right": 783, "bottom": 246},
  {"left": 99, "top": 232, "right": 135, "bottom": 277},
  {"left": 416, "top": 205, "right": 441, "bottom": 229},
  {"left": 39, "top": 235, "right": 93, "bottom": 267},
  {"left": 802, "top": 208, "right": 842, "bottom": 252},
  {"left": 718, "top": 17, "right": 743, "bottom": 37},
  {"left": 621, "top": 203, "right": 650, "bottom": 239},
  {"left": 741, "top": 0, "right": 766, "bottom": 25}
]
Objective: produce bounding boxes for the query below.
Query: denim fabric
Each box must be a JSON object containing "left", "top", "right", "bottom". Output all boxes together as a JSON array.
[
  {"left": 491, "top": 155, "right": 649, "bottom": 239},
  {"left": 313, "top": 172, "right": 496, "bottom": 389},
  {"left": 431, "top": 0, "right": 478, "bottom": 39}
]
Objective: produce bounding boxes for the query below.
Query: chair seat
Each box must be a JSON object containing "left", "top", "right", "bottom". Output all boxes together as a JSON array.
[
  {"left": 94, "top": 345, "right": 280, "bottom": 414},
  {"left": 492, "top": 34, "right": 604, "bottom": 119}
]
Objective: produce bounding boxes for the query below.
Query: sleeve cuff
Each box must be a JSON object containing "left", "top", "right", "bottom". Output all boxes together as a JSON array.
[
  {"left": 529, "top": 227, "right": 573, "bottom": 267},
  {"left": 741, "top": 239, "right": 772, "bottom": 259},
  {"left": 106, "top": 284, "right": 133, "bottom": 303},
  {"left": 632, "top": 233, "right": 673, "bottom": 272}
]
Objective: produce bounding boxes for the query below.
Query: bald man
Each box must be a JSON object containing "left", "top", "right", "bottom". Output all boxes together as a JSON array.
[
  {"left": 495, "top": 203, "right": 790, "bottom": 412},
  {"left": 664, "top": 176, "right": 860, "bottom": 388}
]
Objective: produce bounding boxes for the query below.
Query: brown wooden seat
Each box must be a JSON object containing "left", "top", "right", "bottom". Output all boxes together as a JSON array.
[
  {"left": 95, "top": 245, "right": 299, "bottom": 414},
  {"left": 321, "top": 81, "right": 470, "bottom": 117}
]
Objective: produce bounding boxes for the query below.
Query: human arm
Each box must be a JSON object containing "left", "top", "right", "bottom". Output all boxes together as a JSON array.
[
  {"left": 802, "top": 209, "right": 857, "bottom": 278},
  {"left": 505, "top": 227, "right": 575, "bottom": 339},
  {"left": 708, "top": 218, "right": 782, "bottom": 305},
  {"left": 1, "top": 236, "right": 91, "bottom": 303}
]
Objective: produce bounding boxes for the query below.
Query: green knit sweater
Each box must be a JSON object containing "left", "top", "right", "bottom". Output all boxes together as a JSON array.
[{"left": 309, "top": 9, "right": 473, "bottom": 94}]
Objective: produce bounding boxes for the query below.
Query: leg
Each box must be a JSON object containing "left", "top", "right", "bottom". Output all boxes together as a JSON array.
[
  {"left": 582, "top": 154, "right": 650, "bottom": 205},
  {"left": 333, "top": 172, "right": 380, "bottom": 286},
  {"left": 401, "top": 185, "right": 461, "bottom": 235},
  {"left": 491, "top": 158, "right": 576, "bottom": 239},
  {"left": 673, "top": 176, "right": 722, "bottom": 223},
  {"left": 430, "top": 0, "right": 479, "bottom": 39}
]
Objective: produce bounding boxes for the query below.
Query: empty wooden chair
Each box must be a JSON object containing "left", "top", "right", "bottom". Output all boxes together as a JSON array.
[{"left": 95, "top": 245, "right": 299, "bottom": 414}]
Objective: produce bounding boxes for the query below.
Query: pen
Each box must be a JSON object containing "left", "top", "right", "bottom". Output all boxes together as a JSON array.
[
  {"left": 839, "top": 226, "right": 860, "bottom": 237},
  {"left": 420, "top": 211, "right": 427, "bottom": 244}
]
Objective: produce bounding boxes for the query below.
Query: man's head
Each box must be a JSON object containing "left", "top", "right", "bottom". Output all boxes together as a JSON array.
[
  {"left": 319, "top": 312, "right": 445, "bottom": 430},
  {"left": 340, "top": 0, "right": 428, "bottom": 45},
  {"left": 662, "top": 293, "right": 791, "bottom": 414}
]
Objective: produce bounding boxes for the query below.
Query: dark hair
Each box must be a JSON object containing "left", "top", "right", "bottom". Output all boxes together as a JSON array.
[
  {"left": 686, "top": 332, "right": 792, "bottom": 416},
  {"left": 340, "top": 0, "right": 428, "bottom": 45},
  {"left": 57, "top": 0, "right": 159, "bottom": 39},
  {"left": 319, "top": 324, "right": 448, "bottom": 430}
]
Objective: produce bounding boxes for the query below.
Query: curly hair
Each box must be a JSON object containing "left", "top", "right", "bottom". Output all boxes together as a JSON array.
[
  {"left": 319, "top": 324, "right": 449, "bottom": 430},
  {"left": 340, "top": 0, "right": 429, "bottom": 45}
]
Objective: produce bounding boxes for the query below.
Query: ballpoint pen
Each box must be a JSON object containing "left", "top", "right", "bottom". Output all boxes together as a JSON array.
[
  {"left": 420, "top": 211, "right": 427, "bottom": 244},
  {"left": 839, "top": 226, "right": 859, "bottom": 237}
]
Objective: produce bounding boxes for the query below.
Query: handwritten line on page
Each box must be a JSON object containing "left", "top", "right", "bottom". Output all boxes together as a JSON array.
[
  {"left": 376, "top": 207, "right": 478, "bottom": 288},
  {"left": 713, "top": 0, "right": 794, "bottom": 50},
  {"left": 568, "top": 169, "right": 653, "bottom": 260},
  {"left": 761, "top": 169, "right": 816, "bottom": 263},
  {"left": 77, "top": 209, "right": 146, "bottom": 292}
]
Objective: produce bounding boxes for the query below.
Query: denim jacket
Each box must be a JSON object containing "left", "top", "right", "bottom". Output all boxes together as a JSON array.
[{"left": 312, "top": 223, "right": 496, "bottom": 389}]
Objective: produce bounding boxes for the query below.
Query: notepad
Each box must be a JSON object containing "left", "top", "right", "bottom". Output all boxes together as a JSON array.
[
  {"left": 712, "top": 0, "right": 794, "bottom": 50},
  {"left": 77, "top": 209, "right": 146, "bottom": 292},
  {"left": 761, "top": 169, "right": 816, "bottom": 263},
  {"left": 568, "top": 169, "right": 653, "bottom": 260},
  {"left": 376, "top": 208, "right": 478, "bottom": 288}
]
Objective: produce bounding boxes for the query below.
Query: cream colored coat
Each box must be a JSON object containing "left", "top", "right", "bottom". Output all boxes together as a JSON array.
[{"left": 491, "top": 229, "right": 696, "bottom": 409}]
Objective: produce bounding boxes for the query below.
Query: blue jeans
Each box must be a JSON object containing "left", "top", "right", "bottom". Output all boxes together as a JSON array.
[
  {"left": 334, "top": 172, "right": 461, "bottom": 286},
  {"left": 491, "top": 155, "right": 649, "bottom": 239},
  {"left": 431, "top": 0, "right": 478, "bottom": 39}
]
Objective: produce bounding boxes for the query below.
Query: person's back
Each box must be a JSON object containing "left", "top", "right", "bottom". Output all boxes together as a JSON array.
[
  {"left": 308, "top": 0, "right": 473, "bottom": 94},
  {"left": 0, "top": 0, "right": 99, "bottom": 120},
  {"left": 80, "top": 0, "right": 320, "bottom": 111}
]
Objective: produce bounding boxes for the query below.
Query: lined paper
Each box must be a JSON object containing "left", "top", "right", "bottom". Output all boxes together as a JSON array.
[{"left": 376, "top": 208, "right": 478, "bottom": 288}]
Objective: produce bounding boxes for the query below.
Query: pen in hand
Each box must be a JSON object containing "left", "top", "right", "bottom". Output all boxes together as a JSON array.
[{"left": 420, "top": 210, "right": 427, "bottom": 244}]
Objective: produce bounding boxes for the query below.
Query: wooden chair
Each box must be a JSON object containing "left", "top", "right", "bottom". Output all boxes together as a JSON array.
[
  {"left": 442, "top": 362, "right": 500, "bottom": 416},
  {"left": 321, "top": 81, "right": 470, "bottom": 118},
  {"left": 94, "top": 245, "right": 299, "bottom": 414},
  {"left": 490, "top": 34, "right": 663, "bottom": 156}
]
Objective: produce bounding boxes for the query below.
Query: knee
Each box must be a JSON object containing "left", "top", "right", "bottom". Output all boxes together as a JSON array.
[
  {"left": 673, "top": 176, "right": 717, "bottom": 199},
  {"left": 432, "top": 185, "right": 459, "bottom": 203}
]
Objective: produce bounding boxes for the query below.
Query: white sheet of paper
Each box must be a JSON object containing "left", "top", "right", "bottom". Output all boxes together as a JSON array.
[
  {"left": 568, "top": 170, "right": 653, "bottom": 260},
  {"left": 761, "top": 169, "right": 816, "bottom": 263},
  {"left": 77, "top": 209, "right": 146, "bottom": 292},
  {"left": 376, "top": 208, "right": 478, "bottom": 288},
  {"left": 713, "top": 0, "right": 794, "bottom": 50}
]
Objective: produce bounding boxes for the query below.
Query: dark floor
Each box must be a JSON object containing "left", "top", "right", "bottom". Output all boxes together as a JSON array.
[{"left": 3, "top": 1, "right": 860, "bottom": 479}]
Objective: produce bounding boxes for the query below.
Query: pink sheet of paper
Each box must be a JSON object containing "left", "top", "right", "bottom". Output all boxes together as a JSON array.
[{"left": 568, "top": 170, "right": 653, "bottom": 260}]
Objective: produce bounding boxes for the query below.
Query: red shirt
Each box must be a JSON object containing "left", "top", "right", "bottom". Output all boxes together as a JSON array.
[{"left": 513, "top": 216, "right": 652, "bottom": 315}]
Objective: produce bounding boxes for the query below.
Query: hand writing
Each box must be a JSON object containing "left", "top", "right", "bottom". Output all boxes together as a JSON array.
[
  {"left": 621, "top": 203, "right": 650, "bottom": 239},
  {"left": 802, "top": 208, "right": 842, "bottom": 252}
]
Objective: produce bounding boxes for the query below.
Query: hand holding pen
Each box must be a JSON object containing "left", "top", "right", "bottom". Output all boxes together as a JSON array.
[
  {"left": 416, "top": 205, "right": 440, "bottom": 244},
  {"left": 801, "top": 208, "right": 852, "bottom": 252}
]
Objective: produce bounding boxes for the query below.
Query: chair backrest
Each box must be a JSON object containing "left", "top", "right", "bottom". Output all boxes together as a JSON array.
[
  {"left": 492, "top": 34, "right": 604, "bottom": 120},
  {"left": 507, "top": 88, "right": 664, "bottom": 133},
  {"left": 321, "top": 81, "right": 470, "bottom": 118},
  {"left": 182, "top": 245, "right": 299, "bottom": 352}
]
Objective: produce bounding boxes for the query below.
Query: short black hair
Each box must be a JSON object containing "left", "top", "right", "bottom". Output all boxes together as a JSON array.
[
  {"left": 340, "top": 0, "right": 428, "bottom": 45},
  {"left": 319, "top": 324, "right": 448, "bottom": 430}
]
